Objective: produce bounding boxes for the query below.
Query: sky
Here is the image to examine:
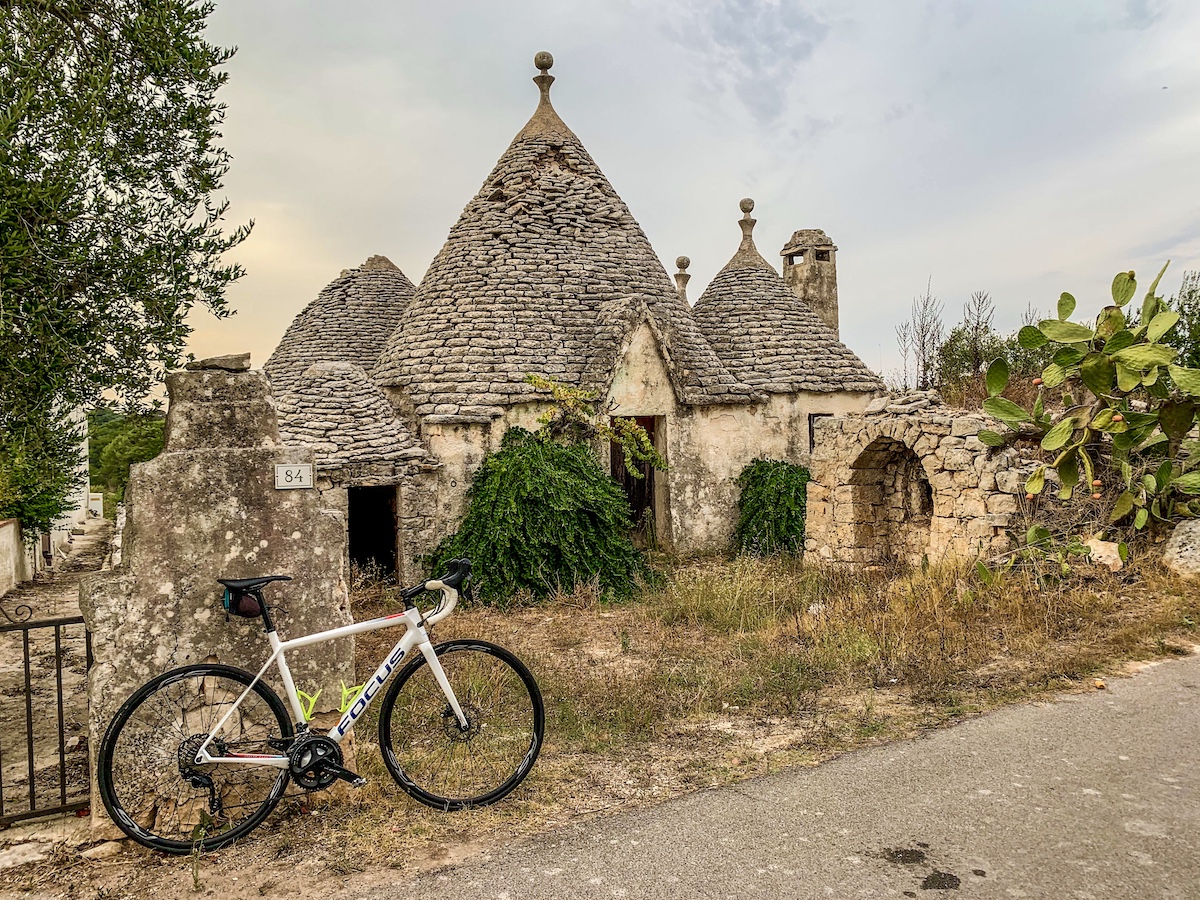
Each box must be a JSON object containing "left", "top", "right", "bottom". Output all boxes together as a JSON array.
[{"left": 189, "top": 0, "right": 1200, "bottom": 381}]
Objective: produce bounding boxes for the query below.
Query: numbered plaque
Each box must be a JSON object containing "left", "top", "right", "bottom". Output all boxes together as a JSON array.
[{"left": 274, "top": 464, "right": 314, "bottom": 490}]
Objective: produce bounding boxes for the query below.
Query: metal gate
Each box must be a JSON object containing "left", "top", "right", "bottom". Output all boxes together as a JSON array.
[{"left": 0, "top": 615, "right": 93, "bottom": 826}]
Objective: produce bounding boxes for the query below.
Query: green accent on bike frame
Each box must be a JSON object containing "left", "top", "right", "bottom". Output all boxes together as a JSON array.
[
  {"left": 339, "top": 681, "right": 366, "bottom": 713},
  {"left": 297, "top": 681, "right": 366, "bottom": 719},
  {"left": 296, "top": 688, "right": 321, "bottom": 722}
]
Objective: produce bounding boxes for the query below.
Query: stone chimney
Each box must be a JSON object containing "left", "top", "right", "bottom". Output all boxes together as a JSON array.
[{"left": 781, "top": 229, "right": 839, "bottom": 338}]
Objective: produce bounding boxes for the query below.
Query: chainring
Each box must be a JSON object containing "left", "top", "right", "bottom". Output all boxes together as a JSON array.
[{"left": 288, "top": 733, "right": 343, "bottom": 790}]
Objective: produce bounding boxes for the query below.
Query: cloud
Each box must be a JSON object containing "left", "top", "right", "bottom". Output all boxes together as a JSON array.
[
  {"left": 656, "top": 0, "right": 830, "bottom": 124},
  {"left": 190, "top": 0, "right": 1200, "bottom": 379},
  {"left": 1122, "top": 0, "right": 1166, "bottom": 30}
]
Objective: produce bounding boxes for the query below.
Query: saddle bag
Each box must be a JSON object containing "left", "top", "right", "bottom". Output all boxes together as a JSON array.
[{"left": 222, "top": 588, "right": 264, "bottom": 619}]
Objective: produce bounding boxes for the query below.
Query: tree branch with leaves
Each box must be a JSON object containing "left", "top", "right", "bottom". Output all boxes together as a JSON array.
[
  {"left": 1, "top": 0, "right": 248, "bottom": 530},
  {"left": 524, "top": 374, "right": 666, "bottom": 477}
]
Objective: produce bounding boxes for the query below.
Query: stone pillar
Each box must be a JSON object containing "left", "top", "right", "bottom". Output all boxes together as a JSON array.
[{"left": 80, "top": 354, "right": 354, "bottom": 833}]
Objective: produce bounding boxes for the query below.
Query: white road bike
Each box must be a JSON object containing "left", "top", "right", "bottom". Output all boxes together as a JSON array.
[{"left": 97, "top": 558, "right": 544, "bottom": 854}]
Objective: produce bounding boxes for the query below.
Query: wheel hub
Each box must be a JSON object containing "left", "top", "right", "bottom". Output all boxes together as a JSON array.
[{"left": 442, "top": 703, "right": 483, "bottom": 742}]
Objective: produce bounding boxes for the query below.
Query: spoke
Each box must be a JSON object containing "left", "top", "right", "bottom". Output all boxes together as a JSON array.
[
  {"left": 386, "top": 648, "right": 537, "bottom": 804},
  {"left": 105, "top": 671, "right": 287, "bottom": 846}
]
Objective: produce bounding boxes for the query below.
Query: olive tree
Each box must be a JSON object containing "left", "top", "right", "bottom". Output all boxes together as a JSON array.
[{"left": 0, "top": 0, "right": 248, "bottom": 529}]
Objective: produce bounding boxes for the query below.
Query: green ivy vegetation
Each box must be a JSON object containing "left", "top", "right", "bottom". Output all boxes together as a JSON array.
[
  {"left": 733, "top": 458, "right": 811, "bottom": 555},
  {"left": 429, "top": 428, "right": 645, "bottom": 605}
]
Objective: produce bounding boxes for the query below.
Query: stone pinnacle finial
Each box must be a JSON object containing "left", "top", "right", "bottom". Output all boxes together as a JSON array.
[
  {"left": 519, "top": 51, "right": 574, "bottom": 139},
  {"left": 674, "top": 256, "right": 692, "bottom": 301},
  {"left": 533, "top": 51, "right": 555, "bottom": 104},
  {"left": 737, "top": 198, "right": 757, "bottom": 251}
]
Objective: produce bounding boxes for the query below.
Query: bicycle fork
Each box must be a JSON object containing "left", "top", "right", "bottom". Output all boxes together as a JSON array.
[{"left": 418, "top": 640, "right": 469, "bottom": 729}]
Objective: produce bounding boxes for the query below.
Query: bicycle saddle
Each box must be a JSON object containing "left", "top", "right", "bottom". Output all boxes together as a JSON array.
[{"left": 217, "top": 575, "right": 292, "bottom": 593}]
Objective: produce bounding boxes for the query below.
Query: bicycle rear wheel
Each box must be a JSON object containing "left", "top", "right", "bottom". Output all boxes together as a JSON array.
[
  {"left": 378, "top": 640, "right": 544, "bottom": 810},
  {"left": 97, "top": 664, "right": 293, "bottom": 854}
]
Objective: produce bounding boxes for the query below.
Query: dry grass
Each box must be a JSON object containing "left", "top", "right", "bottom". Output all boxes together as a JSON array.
[
  {"left": 274, "top": 553, "right": 1200, "bottom": 866},
  {"left": 4, "top": 555, "right": 1198, "bottom": 898}
]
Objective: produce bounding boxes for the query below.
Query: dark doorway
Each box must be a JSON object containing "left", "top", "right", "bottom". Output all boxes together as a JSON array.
[
  {"left": 611, "top": 416, "right": 657, "bottom": 547},
  {"left": 348, "top": 486, "right": 397, "bottom": 577}
]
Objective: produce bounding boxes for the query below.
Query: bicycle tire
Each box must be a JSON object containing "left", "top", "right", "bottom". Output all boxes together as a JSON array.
[
  {"left": 97, "top": 664, "right": 294, "bottom": 854},
  {"left": 378, "top": 640, "right": 544, "bottom": 810}
]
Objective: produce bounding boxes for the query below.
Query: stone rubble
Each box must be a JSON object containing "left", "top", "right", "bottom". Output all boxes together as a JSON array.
[
  {"left": 185, "top": 352, "right": 251, "bottom": 372},
  {"left": 1162, "top": 520, "right": 1200, "bottom": 578}
]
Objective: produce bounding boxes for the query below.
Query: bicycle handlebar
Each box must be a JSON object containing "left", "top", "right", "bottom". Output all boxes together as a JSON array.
[
  {"left": 434, "top": 557, "right": 472, "bottom": 590},
  {"left": 399, "top": 557, "right": 472, "bottom": 603}
]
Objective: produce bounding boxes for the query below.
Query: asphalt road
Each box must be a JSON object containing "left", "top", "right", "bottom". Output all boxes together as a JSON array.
[{"left": 362, "top": 653, "right": 1200, "bottom": 899}]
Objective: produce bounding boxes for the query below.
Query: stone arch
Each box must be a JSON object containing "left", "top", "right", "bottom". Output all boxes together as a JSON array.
[{"left": 844, "top": 433, "right": 935, "bottom": 564}]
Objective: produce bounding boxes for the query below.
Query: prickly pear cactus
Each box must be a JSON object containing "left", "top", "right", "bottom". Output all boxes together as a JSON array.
[{"left": 978, "top": 263, "right": 1200, "bottom": 532}]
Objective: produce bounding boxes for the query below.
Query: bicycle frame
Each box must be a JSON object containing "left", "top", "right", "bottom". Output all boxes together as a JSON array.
[{"left": 195, "top": 580, "right": 466, "bottom": 769}]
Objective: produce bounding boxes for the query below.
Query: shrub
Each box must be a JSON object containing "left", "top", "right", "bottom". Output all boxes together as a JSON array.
[
  {"left": 429, "top": 428, "right": 644, "bottom": 605},
  {"left": 733, "top": 458, "right": 810, "bottom": 555}
]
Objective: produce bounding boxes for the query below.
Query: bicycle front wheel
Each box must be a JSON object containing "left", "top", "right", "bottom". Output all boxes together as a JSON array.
[
  {"left": 378, "top": 640, "right": 544, "bottom": 810},
  {"left": 97, "top": 664, "right": 293, "bottom": 854}
]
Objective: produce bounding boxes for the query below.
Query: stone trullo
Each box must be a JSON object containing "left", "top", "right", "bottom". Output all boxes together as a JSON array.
[{"left": 265, "top": 53, "right": 884, "bottom": 579}]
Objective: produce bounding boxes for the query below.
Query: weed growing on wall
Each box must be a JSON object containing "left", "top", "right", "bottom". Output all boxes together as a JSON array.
[
  {"left": 733, "top": 458, "right": 810, "bottom": 555},
  {"left": 429, "top": 429, "right": 645, "bottom": 605},
  {"left": 525, "top": 374, "right": 666, "bottom": 476}
]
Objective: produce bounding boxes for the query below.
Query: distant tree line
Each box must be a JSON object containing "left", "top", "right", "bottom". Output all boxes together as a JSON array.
[
  {"left": 88, "top": 408, "right": 165, "bottom": 516},
  {"left": 891, "top": 271, "right": 1200, "bottom": 407}
]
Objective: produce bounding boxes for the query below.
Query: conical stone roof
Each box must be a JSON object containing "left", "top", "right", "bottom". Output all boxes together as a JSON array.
[
  {"left": 274, "top": 362, "right": 428, "bottom": 471},
  {"left": 265, "top": 255, "right": 415, "bottom": 395},
  {"left": 374, "top": 54, "right": 757, "bottom": 417},
  {"left": 693, "top": 200, "right": 884, "bottom": 394}
]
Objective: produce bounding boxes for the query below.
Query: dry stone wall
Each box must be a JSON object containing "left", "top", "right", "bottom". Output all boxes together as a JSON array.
[{"left": 806, "top": 395, "right": 1031, "bottom": 564}]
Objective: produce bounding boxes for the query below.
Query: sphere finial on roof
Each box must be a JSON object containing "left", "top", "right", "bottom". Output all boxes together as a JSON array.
[
  {"left": 674, "top": 256, "right": 692, "bottom": 302},
  {"left": 737, "top": 198, "right": 757, "bottom": 251},
  {"left": 531, "top": 50, "right": 557, "bottom": 110}
]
